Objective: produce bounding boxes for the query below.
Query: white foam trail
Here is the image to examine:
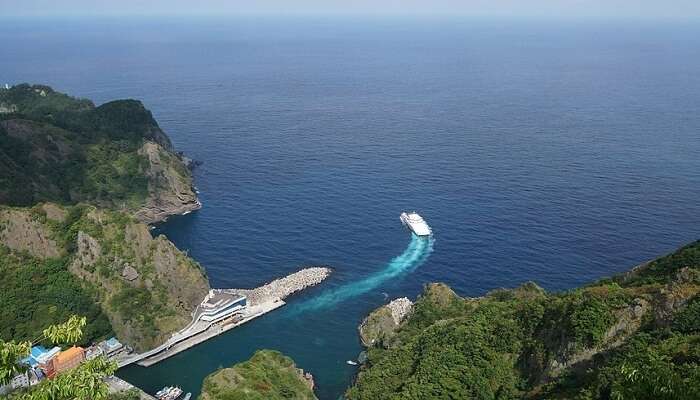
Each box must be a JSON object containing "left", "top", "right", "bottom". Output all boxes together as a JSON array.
[{"left": 291, "top": 234, "right": 435, "bottom": 314}]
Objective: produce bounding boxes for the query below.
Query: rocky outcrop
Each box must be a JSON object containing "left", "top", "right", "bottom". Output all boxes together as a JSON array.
[
  {"left": 133, "top": 141, "right": 201, "bottom": 224},
  {"left": 0, "top": 204, "right": 209, "bottom": 350},
  {"left": 0, "top": 208, "right": 60, "bottom": 258},
  {"left": 50, "top": 205, "right": 211, "bottom": 351},
  {"left": 544, "top": 297, "right": 650, "bottom": 380},
  {"left": 358, "top": 297, "right": 413, "bottom": 347}
]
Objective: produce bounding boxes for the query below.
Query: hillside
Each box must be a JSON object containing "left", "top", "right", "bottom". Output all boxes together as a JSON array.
[
  {"left": 0, "top": 84, "right": 199, "bottom": 224},
  {"left": 0, "top": 204, "right": 210, "bottom": 351},
  {"left": 347, "top": 241, "right": 700, "bottom": 400},
  {"left": 199, "top": 350, "right": 317, "bottom": 400}
]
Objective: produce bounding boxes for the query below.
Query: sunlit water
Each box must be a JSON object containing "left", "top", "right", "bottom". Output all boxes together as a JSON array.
[{"left": 2, "top": 16, "right": 700, "bottom": 399}]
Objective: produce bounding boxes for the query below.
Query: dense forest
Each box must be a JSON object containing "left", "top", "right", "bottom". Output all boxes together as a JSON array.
[
  {"left": 0, "top": 244, "right": 112, "bottom": 345},
  {"left": 0, "top": 84, "right": 170, "bottom": 207},
  {"left": 347, "top": 241, "right": 700, "bottom": 400}
]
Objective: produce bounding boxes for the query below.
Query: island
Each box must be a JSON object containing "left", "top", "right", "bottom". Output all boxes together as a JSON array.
[{"left": 199, "top": 350, "right": 317, "bottom": 400}]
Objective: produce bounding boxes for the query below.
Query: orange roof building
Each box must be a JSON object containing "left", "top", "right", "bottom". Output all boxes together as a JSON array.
[{"left": 46, "top": 347, "right": 85, "bottom": 378}]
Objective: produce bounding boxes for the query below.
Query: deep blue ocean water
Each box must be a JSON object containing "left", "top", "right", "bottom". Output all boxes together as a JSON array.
[{"left": 3, "top": 16, "right": 700, "bottom": 399}]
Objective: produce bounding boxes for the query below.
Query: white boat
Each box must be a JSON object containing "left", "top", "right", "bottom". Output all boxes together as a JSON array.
[
  {"left": 400, "top": 212, "right": 431, "bottom": 236},
  {"left": 170, "top": 387, "right": 183, "bottom": 400},
  {"left": 183, "top": 393, "right": 192, "bottom": 400},
  {"left": 346, "top": 360, "right": 358, "bottom": 365}
]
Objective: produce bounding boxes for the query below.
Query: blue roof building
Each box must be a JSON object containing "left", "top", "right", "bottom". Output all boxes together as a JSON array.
[{"left": 21, "top": 346, "right": 49, "bottom": 367}]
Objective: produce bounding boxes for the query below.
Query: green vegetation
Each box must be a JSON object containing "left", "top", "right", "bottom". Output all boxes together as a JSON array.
[
  {"left": 0, "top": 84, "right": 171, "bottom": 208},
  {"left": 107, "top": 388, "right": 141, "bottom": 400},
  {"left": 347, "top": 242, "right": 700, "bottom": 400},
  {"left": 0, "top": 203, "right": 208, "bottom": 353},
  {"left": 0, "top": 245, "right": 112, "bottom": 346},
  {"left": 199, "top": 350, "right": 317, "bottom": 400},
  {"left": 1, "top": 315, "right": 116, "bottom": 399}
]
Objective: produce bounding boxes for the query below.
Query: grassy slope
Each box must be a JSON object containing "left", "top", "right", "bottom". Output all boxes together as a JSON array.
[
  {"left": 199, "top": 350, "right": 317, "bottom": 400},
  {"left": 347, "top": 242, "right": 700, "bottom": 400}
]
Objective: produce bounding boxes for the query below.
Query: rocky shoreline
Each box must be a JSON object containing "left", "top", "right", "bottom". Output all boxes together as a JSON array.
[{"left": 358, "top": 297, "right": 414, "bottom": 347}]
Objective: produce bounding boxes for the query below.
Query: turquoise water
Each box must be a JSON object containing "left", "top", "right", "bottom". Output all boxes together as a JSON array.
[
  {"left": 292, "top": 234, "right": 434, "bottom": 314},
  {"left": 2, "top": 16, "right": 700, "bottom": 399}
]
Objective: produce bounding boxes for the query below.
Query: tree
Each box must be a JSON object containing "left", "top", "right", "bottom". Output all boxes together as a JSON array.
[{"left": 0, "top": 315, "right": 116, "bottom": 400}]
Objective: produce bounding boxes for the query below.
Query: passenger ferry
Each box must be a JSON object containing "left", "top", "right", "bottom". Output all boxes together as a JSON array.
[{"left": 400, "top": 212, "right": 432, "bottom": 236}]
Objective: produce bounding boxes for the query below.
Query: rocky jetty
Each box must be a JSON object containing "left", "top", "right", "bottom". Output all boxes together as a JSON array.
[{"left": 233, "top": 267, "right": 331, "bottom": 305}]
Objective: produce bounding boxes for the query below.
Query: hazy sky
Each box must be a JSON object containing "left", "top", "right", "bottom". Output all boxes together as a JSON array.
[{"left": 2, "top": 0, "right": 699, "bottom": 19}]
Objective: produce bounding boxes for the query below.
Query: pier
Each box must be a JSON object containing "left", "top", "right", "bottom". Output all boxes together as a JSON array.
[{"left": 116, "top": 267, "right": 331, "bottom": 368}]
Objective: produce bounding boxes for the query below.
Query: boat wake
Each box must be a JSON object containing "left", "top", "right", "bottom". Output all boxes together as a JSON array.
[{"left": 290, "top": 234, "right": 434, "bottom": 314}]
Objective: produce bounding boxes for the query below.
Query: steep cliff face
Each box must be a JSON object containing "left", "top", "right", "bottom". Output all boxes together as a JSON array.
[
  {"left": 348, "top": 242, "right": 700, "bottom": 400},
  {"left": 0, "top": 84, "right": 198, "bottom": 223},
  {"left": 0, "top": 207, "right": 61, "bottom": 258},
  {"left": 199, "top": 350, "right": 317, "bottom": 400},
  {"left": 133, "top": 142, "right": 201, "bottom": 224},
  {"left": 0, "top": 204, "right": 210, "bottom": 351}
]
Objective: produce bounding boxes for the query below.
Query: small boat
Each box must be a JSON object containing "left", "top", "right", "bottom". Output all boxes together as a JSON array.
[
  {"left": 168, "top": 387, "right": 183, "bottom": 400},
  {"left": 400, "top": 211, "right": 432, "bottom": 236},
  {"left": 183, "top": 394, "right": 192, "bottom": 400},
  {"left": 155, "top": 387, "right": 171, "bottom": 399},
  {"left": 346, "top": 360, "right": 358, "bottom": 366}
]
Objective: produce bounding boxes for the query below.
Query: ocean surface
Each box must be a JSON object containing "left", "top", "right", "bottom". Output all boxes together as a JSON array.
[{"left": 3, "top": 16, "right": 700, "bottom": 399}]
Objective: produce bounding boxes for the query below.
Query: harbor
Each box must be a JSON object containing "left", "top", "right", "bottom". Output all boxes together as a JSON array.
[{"left": 116, "top": 267, "right": 331, "bottom": 368}]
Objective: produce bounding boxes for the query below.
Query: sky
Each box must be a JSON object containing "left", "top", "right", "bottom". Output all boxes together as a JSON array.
[{"left": 1, "top": 0, "right": 699, "bottom": 19}]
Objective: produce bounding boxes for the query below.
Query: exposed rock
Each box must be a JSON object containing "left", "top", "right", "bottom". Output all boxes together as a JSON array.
[
  {"left": 0, "top": 102, "right": 18, "bottom": 113},
  {"left": 653, "top": 267, "right": 699, "bottom": 327},
  {"left": 65, "top": 207, "right": 210, "bottom": 351},
  {"left": 41, "top": 203, "right": 67, "bottom": 222},
  {"left": 73, "top": 231, "right": 102, "bottom": 270},
  {"left": 133, "top": 141, "right": 201, "bottom": 224},
  {"left": 121, "top": 264, "right": 139, "bottom": 281},
  {"left": 0, "top": 208, "right": 60, "bottom": 258},
  {"left": 358, "top": 297, "right": 413, "bottom": 347},
  {"left": 544, "top": 297, "right": 650, "bottom": 380}
]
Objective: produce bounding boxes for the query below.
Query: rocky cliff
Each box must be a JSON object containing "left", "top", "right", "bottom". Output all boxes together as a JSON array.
[
  {"left": 0, "top": 84, "right": 198, "bottom": 223},
  {"left": 0, "top": 204, "right": 210, "bottom": 351},
  {"left": 199, "top": 350, "right": 317, "bottom": 400},
  {"left": 348, "top": 242, "right": 700, "bottom": 400}
]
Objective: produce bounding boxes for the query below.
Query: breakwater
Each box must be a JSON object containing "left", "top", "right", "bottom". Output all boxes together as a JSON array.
[
  {"left": 116, "top": 267, "right": 331, "bottom": 368},
  {"left": 229, "top": 266, "right": 332, "bottom": 305}
]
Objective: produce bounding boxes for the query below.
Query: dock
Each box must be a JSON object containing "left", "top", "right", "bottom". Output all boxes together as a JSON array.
[
  {"left": 116, "top": 267, "right": 331, "bottom": 368},
  {"left": 105, "top": 375, "right": 156, "bottom": 400}
]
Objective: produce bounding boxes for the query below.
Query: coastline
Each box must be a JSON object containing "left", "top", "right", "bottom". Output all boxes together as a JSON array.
[{"left": 116, "top": 267, "right": 332, "bottom": 368}]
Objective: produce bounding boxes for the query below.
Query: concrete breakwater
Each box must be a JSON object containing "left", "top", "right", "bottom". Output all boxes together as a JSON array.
[
  {"left": 116, "top": 267, "right": 331, "bottom": 368},
  {"left": 228, "top": 266, "right": 332, "bottom": 305}
]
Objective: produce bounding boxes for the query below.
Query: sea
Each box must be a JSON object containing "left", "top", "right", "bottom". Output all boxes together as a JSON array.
[{"left": 2, "top": 16, "right": 699, "bottom": 400}]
